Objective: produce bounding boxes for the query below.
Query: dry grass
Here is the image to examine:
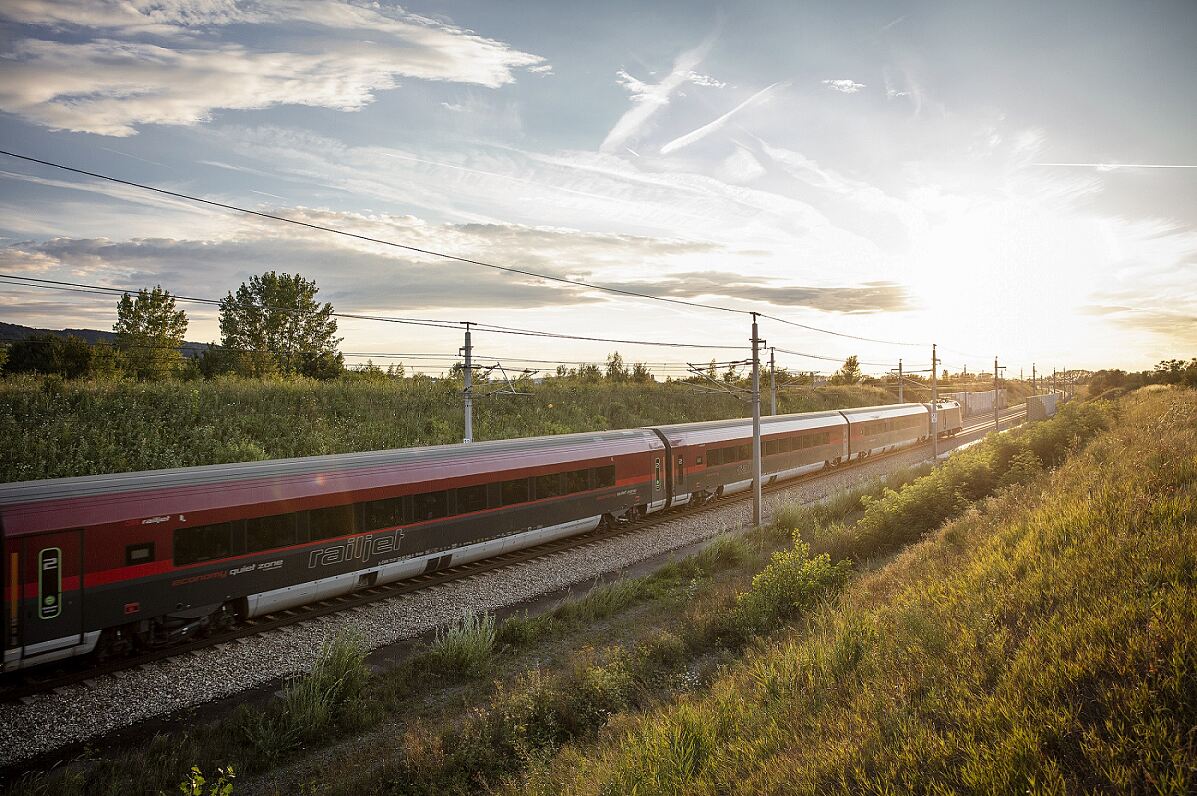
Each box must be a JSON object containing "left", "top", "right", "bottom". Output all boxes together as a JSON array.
[{"left": 506, "top": 388, "right": 1196, "bottom": 795}]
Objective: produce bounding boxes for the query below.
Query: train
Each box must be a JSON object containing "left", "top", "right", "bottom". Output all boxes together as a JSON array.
[{"left": 1, "top": 400, "right": 961, "bottom": 673}]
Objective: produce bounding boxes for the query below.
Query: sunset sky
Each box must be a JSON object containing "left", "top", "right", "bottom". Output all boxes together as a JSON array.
[{"left": 1, "top": 0, "right": 1194, "bottom": 377}]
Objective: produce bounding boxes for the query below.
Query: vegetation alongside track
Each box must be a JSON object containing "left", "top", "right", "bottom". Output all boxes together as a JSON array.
[
  {"left": 6, "top": 384, "right": 1127, "bottom": 795},
  {"left": 0, "top": 377, "right": 892, "bottom": 481},
  {"left": 505, "top": 388, "right": 1194, "bottom": 795}
]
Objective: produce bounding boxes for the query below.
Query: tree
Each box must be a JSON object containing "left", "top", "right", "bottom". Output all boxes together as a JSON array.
[
  {"left": 4, "top": 334, "right": 93, "bottom": 378},
  {"left": 723, "top": 361, "right": 739, "bottom": 384},
  {"left": 605, "top": 351, "right": 629, "bottom": 382},
  {"left": 113, "top": 286, "right": 188, "bottom": 380},
  {"left": 218, "top": 272, "right": 343, "bottom": 379},
  {"left": 829, "top": 355, "right": 862, "bottom": 385},
  {"left": 631, "top": 362, "right": 653, "bottom": 382}
]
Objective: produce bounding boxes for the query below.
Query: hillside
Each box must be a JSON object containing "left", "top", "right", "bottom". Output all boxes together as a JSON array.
[
  {"left": 0, "top": 377, "right": 894, "bottom": 482},
  {"left": 501, "top": 387, "right": 1196, "bottom": 794},
  {"left": 0, "top": 321, "right": 210, "bottom": 357}
]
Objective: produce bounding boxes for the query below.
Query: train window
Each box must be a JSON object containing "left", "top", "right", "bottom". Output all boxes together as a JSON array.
[
  {"left": 593, "top": 465, "right": 616, "bottom": 488},
  {"left": 413, "top": 491, "right": 449, "bottom": 522},
  {"left": 707, "top": 449, "right": 721, "bottom": 466},
  {"left": 174, "top": 522, "right": 236, "bottom": 566},
  {"left": 363, "top": 496, "right": 408, "bottom": 531},
  {"left": 737, "top": 444, "right": 751, "bottom": 461},
  {"left": 125, "top": 542, "right": 154, "bottom": 566},
  {"left": 245, "top": 513, "right": 297, "bottom": 553},
  {"left": 566, "top": 469, "right": 590, "bottom": 493},
  {"left": 764, "top": 440, "right": 778, "bottom": 456},
  {"left": 501, "top": 478, "right": 530, "bottom": 505},
  {"left": 456, "top": 484, "right": 488, "bottom": 514},
  {"left": 309, "top": 504, "right": 357, "bottom": 540},
  {"left": 535, "top": 473, "right": 566, "bottom": 500}
]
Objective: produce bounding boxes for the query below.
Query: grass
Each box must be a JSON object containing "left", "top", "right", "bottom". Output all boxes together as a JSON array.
[
  {"left": 430, "top": 611, "right": 498, "bottom": 677},
  {"left": 6, "top": 396, "right": 1124, "bottom": 794},
  {"left": 0, "top": 376, "right": 893, "bottom": 481},
  {"left": 505, "top": 387, "right": 1195, "bottom": 794}
]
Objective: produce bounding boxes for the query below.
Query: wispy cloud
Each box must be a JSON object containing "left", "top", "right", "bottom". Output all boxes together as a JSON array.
[
  {"left": 1033, "top": 162, "right": 1197, "bottom": 171},
  {"left": 659, "top": 82, "right": 783, "bottom": 155},
  {"left": 0, "top": 1, "right": 547, "bottom": 136},
  {"left": 600, "top": 35, "right": 715, "bottom": 153},
  {"left": 822, "top": 79, "right": 866, "bottom": 94}
]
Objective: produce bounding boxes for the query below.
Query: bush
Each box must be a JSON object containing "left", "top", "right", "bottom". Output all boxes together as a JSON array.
[{"left": 732, "top": 540, "right": 852, "bottom": 633}]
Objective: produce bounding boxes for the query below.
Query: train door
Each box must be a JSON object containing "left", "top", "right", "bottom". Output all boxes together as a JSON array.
[{"left": 17, "top": 530, "right": 84, "bottom": 660}]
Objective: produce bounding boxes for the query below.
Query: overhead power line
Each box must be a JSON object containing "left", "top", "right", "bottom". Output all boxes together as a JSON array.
[
  {"left": 1, "top": 148, "right": 927, "bottom": 349},
  {"left": 0, "top": 149, "right": 744, "bottom": 316},
  {"left": 0, "top": 273, "right": 743, "bottom": 351}
]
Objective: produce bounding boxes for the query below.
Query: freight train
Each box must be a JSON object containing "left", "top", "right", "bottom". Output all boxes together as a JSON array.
[{"left": 1, "top": 400, "right": 961, "bottom": 673}]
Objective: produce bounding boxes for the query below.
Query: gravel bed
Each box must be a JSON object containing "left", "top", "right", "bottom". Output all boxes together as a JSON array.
[{"left": 0, "top": 445, "right": 936, "bottom": 767}]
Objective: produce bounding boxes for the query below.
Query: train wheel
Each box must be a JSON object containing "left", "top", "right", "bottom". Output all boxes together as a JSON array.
[{"left": 597, "top": 513, "right": 616, "bottom": 531}]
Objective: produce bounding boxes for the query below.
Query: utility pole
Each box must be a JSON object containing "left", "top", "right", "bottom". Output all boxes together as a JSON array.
[
  {"left": 1032, "top": 363, "right": 1036, "bottom": 393},
  {"left": 1053, "top": 367, "right": 1057, "bottom": 397},
  {"left": 994, "top": 356, "right": 1000, "bottom": 431},
  {"left": 769, "top": 346, "right": 777, "bottom": 416},
  {"left": 751, "top": 313, "right": 763, "bottom": 527},
  {"left": 461, "top": 321, "right": 473, "bottom": 443},
  {"left": 898, "top": 358, "right": 904, "bottom": 402},
  {"left": 931, "top": 344, "right": 938, "bottom": 459}
]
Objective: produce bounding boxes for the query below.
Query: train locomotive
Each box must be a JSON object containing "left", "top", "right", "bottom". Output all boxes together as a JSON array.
[{"left": 1, "top": 400, "right": 961, "bottom": 673}]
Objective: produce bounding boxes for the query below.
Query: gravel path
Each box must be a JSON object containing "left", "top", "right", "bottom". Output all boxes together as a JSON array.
[{"left": 0, "top": 445, "right": 938, "bottom": 767}]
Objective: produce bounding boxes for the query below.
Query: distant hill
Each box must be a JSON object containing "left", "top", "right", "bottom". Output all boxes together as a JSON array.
[{"left": 0, "top": 321, "right": 210, "bottom": 357}]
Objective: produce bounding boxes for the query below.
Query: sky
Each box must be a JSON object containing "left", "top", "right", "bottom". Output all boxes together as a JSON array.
[{"left": 0, "top": 0, "right": 1194, "bottom": 377}]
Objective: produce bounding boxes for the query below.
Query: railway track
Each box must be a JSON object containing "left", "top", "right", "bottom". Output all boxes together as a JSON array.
[{"left": 1, "top": 406, "right": 1026, "bottom": 704}]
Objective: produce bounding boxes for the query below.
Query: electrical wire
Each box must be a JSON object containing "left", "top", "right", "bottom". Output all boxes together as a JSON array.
[
  {"left": 1, "top": 148, "right": 937, "bottom": 350},
  {"left": 0, "top": 274, "right": 746, "bottom": 351}
]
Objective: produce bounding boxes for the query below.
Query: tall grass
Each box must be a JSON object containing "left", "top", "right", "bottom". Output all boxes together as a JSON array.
[
  {"left": 506, "top": 387, "right": 1196, "bottom": 795},
  {"left": 429, "top": 610, "right": 498, "bottom": 676},
  {"left": 235, "top": 631, "right": 370, "bottom": 761},
  {"left": 0, "top": 376, "right": 892, "bottom": 481}
]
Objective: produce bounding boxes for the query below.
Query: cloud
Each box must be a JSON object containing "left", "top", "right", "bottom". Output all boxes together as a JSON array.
[
  {"left": 0, "top": 212, "right": 724, "bottom": 312},
  {"left": 441, "top": 102, "right": 466, "bottom": 112},
  {"left": 659, "top": 82, "right": 783, "bottom": 154},
  {"left": 685, "top": 71, "right": 726, "bottom": 88},
  {"left": 0, "top": 0, "right": 547, "bottom": 136},
  {"left": 822, "top": 79, "right": 866, "bottom": 94},
  {"left": 602, "top": 272, "right": 910, "bottom": 313},
  {"left": 527, "top": 64, "right": 554, "bottom": 75},
  {"left": 600, "top": 36, "right": 715, "bottom": 153}
]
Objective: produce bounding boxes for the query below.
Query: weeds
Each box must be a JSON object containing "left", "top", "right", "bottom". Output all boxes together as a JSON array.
[
  {"left": 236, "top": 631, "right": 370, "bottom": 761},
  {"left": 429, "top": 611, "right": 498, "bottom": 677}
]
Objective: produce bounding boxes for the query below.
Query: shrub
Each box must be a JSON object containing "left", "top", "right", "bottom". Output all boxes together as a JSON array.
[{"left": 732, "top": 540, "right": 852, "bottom": 633}]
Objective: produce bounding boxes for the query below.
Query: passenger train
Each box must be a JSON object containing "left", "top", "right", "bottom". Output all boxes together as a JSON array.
[{"left": 1, "top": 400, "right": 962, "bottom": 672}]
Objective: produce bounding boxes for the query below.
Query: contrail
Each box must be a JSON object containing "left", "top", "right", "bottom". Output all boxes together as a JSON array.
[
  {"left": 660, "top": 81, "right": 784, "bottom": 155},
  {"left": 1033, "top": 162, "right": 1197, "bottom": 170}
]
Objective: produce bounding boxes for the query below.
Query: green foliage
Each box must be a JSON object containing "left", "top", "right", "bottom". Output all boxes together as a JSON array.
[
  {"left": 828, "top": 354, "right": 862, "bottom": 385},
  {"left": 177, "top": 765, "right": 235, "bottom": 795},
  {"left": 732, "top": 541, "right": 851, "bottom": 632},
  {"left": 2, "top": 333, "right": 93, "bottom": 378},
  {"left": 805, "top": 400, "right": 1111, "bottom": 562},
  {"left": 429, "top": 610, "right": 497, "bottom": 676},
  {"left": 236, "top": 631, "right": 370, "bottom": 761},
  {"left": 218, "top": 271, "right": 343, "bottom": 379},
  {"left": 113, "top": 285, "right": 188, "bottom": 379},
  {"left": 504, "top": 388, "right": 1196, "bottom": 795},
  {"left": 0, "top": 378, "right": 892, "bottom": 481}
]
